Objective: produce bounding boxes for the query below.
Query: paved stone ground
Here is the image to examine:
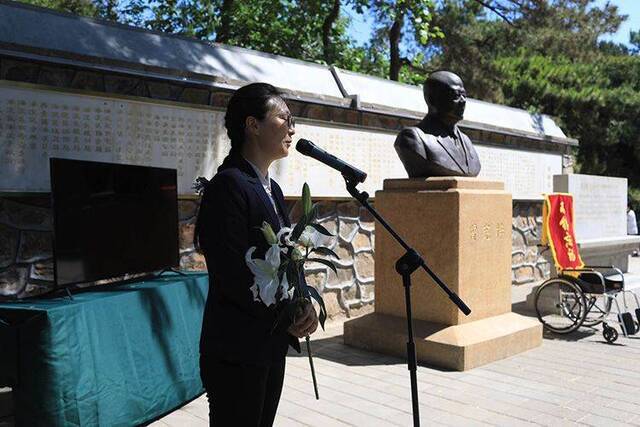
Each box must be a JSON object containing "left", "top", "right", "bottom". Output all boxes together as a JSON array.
[
  {"left": 3, "top": 257, "right": 640, "bottom": 426},
  {"left": 151, "top": 257, "right": 640, "bottom": 426}
]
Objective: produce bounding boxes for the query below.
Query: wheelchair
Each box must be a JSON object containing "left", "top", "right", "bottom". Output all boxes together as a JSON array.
[
  {"left": 533, "top": 193, "right": 640, "bottom": 343},
  {"left": 534, "top": 263, "right": 640, "bottom": 343}
]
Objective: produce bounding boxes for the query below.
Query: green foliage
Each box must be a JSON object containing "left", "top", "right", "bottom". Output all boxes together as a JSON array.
[
  {"left": 426, "top": 0, "right": 628, "bottom": 102},
  {"left": 497, "top": 53, "right": 640, "bottom": 190},
  {"left": 137, "top": 0, "right": 366, "bottom": 69},
  {"left": 629, "top": 187, "right": 640, "bottom": 213},
  {"left": 20, "top": 0, "right": 100, "bottom": 16},
  {"left": 631, "top": 29, "right": 640, "bottom": 55},
  {"left": 143, "top": 0, "right": 219, "bottom": 39},
  {"left": 368, "top": 0, "right": 442, "bottom": 80}
]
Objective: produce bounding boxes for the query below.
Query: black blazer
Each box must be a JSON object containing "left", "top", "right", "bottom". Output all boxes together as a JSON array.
[{"left": 196, "top": 155, "right": 300, "bottom": 365}]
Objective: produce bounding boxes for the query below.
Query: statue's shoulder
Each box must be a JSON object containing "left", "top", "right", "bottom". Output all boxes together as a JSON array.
[
  {"left": 395, "top": 126, "right": 420, "bottom": 151},
  {"left": 396, "top": 125, "right": 435, "bottom": 144},
  {"left": 396, "top": 125, "right": 419, "bottom": 138}
]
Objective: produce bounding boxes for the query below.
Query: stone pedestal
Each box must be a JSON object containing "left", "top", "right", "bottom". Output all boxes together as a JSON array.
[{"left": 344, "top": 177, "right": 542, "bottom": 371}]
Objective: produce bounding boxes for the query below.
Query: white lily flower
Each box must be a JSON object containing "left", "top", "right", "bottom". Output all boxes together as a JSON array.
[
  {"left": 298, "top": 226, "right": 321, "bottom": 248},
  {"left": 279, "top": 273, "right": 291, "bottom": 300},
  {"left": 245, "top": 245, "right": 289, "bottom": 306}
]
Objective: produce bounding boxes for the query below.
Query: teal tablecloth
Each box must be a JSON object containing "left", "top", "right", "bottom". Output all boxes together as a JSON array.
[{"left": 0, "top": 272, "right": 208, "bottom": 426}]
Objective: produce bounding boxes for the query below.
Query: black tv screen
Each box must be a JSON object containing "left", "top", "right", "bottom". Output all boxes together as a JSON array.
[{"left": 50, "top": 158, "right": 179, "bottom": 287}]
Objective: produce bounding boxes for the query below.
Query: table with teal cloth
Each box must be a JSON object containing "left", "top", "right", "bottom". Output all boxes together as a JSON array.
[{"left": 0, "top": 272, "right": 209, "bottom": 426}]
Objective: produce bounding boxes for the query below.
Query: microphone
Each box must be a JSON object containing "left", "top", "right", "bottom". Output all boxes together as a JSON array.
[{"left": 296, "top": 139, "right": 367, "bottom": 184}]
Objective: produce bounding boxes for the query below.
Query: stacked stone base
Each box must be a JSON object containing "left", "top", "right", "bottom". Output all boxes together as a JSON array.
[{"left": 345, "top": 312, "right": 541, "bottom": 371}]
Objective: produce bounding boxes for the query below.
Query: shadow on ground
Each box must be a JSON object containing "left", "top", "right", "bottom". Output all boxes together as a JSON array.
[{"left": 287, "top": 334, "right": 405, "bottom": 367}]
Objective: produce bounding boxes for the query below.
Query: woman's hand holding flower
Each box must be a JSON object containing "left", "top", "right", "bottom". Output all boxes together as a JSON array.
[{"left": 287, "top": 301, "right": 319, "bottom": 338}]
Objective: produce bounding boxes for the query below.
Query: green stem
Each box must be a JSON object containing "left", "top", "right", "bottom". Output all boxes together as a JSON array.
[{"left": 306, "top": 336, "right": 319, "bottom": 399}]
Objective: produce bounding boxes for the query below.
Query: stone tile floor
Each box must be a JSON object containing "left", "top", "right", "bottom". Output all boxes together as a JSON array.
[
  {"left": 3, "top": 257, "right": 640, "bottom": 426},
  {"left": 152, "top": 318, "right": 640, "bottom": 427},
  {"left": 151, "top": 257, "right": 640, "bottom": 426}
]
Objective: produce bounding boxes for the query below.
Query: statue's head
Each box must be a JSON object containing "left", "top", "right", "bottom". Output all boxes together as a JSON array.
[{"left": 423, "top": 71, "right": 466, "bottom": 126}]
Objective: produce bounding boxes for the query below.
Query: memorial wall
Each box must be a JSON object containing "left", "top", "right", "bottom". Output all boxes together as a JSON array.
[
  {"left": 554, "top": 174, "right": 627, "bottom": 241},
  {"left": 0, "top": 81, "right": 559, "bottom": 306},
  {"left": 2, "top": 83, "right": 562, "bottom": 201}
]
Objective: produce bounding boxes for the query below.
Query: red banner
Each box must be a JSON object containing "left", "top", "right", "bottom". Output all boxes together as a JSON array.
[{"left": 542, "top": 193, "right": 584, "bottom": 272}]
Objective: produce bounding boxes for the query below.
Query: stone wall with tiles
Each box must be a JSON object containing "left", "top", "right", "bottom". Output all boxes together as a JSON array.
[
  {"left": 0, "top": 196, "right": 378, "bottom": 319},
  {"left": 0, "top": 197, "right": 54, "bottom": 297},
  {"left": 511, "top": 201, "right": 549, "bottom": 285},
  {"left": 1, "top": 195, "right": 549, "bottom": 315},
  {"left": 284, "top": 199, "right": 376, "bottom": 319}
]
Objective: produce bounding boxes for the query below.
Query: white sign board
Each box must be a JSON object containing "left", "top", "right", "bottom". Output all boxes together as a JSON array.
[
  {"left": 554, "top": 174, "right": 627, "bottom": 240},
  {"left": 1, "top": 84, "right": 561, "bottom": 199}
]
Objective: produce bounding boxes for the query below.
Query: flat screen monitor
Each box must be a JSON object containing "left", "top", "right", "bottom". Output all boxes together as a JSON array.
[{"left": 50, "top": 158, "right": 179, "bottom": 287}]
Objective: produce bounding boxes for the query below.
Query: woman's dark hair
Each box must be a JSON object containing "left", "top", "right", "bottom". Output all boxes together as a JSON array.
[
  {"left": 194, "top": 83, "right": 284, "bottom": 252},
  {"left": 218, "top": 82, "right": 284, "bottom": 171}
]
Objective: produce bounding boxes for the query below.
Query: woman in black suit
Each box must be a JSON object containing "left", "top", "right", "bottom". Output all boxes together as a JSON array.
[{"left": 195, "top": 83, "right": 318, "bottom": 426}]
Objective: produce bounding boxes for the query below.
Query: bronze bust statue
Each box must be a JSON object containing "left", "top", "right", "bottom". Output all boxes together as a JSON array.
[{"left": 394, "top": 71, "right": 481, "bottom": 178}]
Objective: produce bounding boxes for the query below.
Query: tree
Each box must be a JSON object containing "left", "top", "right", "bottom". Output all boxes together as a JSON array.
[
  {"left": 367, "top": 0, "right": 443, "bottom": 80},
  {"left": 497, "top": 53, "right": 640, "bottom": 189},
  {"left": 631, "top": 29, "right": 640, "bottom": 55},
  {"left": 20, "top": 0, "right": 100, "bottom": 16},
  {"left": 362, "top": 0, "right": 525, "bottom": 82},
  {"left": 428, "top": 0, "right": 507, "bottom": 101},
  {"left": 426, "top": 0, "right": 627, "bottom": 101},
  {"left": 215, "top": 0, "right": 233, "bottom": 43}
]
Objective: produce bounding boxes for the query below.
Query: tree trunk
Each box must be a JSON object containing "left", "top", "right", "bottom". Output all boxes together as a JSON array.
[
  {"left": 389, "top": 11, "right": 404, "bottom": 81},
  {"left": 216, "top": 0, "right": 234, "bottom": 43},
  {"left": 322, "top": 0, "right": 341, "bottom": 64}
]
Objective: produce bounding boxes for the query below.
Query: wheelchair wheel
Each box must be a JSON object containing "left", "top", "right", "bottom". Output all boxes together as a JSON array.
[
  {"left": 535, "top": 278, "right": 587, "bottom": 334},
  {"left": 603, "top": 323, "right": 618, "bottom": 343},
  {"left": 582, "top": 293, "right": 613, "bottom": 327}
]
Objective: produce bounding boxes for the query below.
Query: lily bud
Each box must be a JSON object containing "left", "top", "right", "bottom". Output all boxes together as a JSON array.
[{"left": 260, "top": 221, "right": 278, "bottom": 245}]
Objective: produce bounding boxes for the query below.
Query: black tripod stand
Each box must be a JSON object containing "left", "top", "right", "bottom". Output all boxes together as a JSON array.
[{"left": 344, "top": 177, "right": 471, "bottom": 427}]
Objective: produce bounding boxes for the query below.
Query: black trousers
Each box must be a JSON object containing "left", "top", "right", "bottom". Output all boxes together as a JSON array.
[{"left": 200, "top": 355, "right": 286, "bottom": 427}]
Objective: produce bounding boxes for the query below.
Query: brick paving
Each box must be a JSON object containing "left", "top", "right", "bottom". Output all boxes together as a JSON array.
[
  {"left": 153, "top": 319, "right": 640, "bottom": 426},
  {"left": 151, "top": 258, "right": 640, "bottom": 426}
]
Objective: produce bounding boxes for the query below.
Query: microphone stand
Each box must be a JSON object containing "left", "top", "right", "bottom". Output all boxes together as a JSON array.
[{"left": 343, "top": 176, "right": 471, "bottom": 427}]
